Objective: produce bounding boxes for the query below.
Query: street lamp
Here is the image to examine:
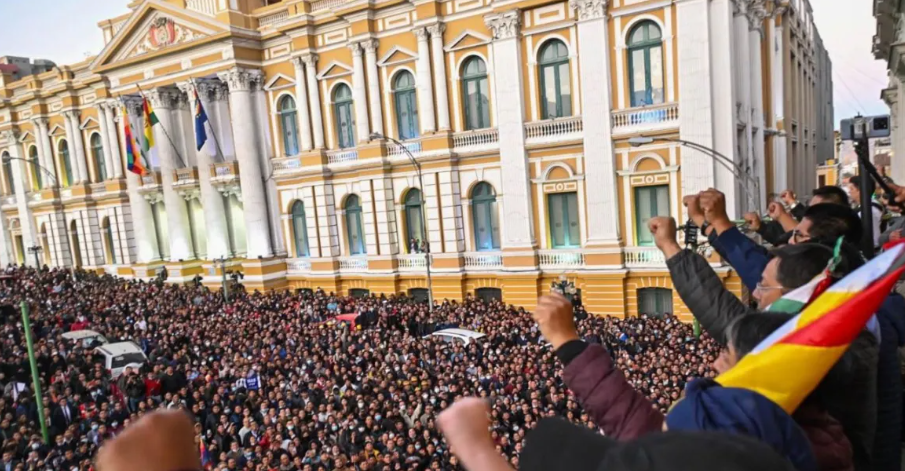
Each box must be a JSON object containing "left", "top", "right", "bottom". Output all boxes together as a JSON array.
[
  {"left": 27, "top": 245, "right": 42, "bottom": 268},
  {"left": 627, "top": 136, "right": 761, "bottom": 213},
  {"left": 370, "top": 132, "right": 434, "bottom": 312}
]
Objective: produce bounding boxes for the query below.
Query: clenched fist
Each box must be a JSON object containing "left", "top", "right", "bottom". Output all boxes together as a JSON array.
[
  {"left": 96, "top": 410, "right": 200, "bottom": 471},
  {"left": 683, "top": 194, "right": 706, "bottom": 228},
  {"left": 532, "top": 294, "right": 579, "bottom": 351},
  {"left": 648, "top": 216, "right": 681, "bottom": 255},
  {"left": 781, "top": 190, "right": 797, "bottom": 206},
  {"left": 767, "top": 201, "right": 787, "bottom": 220},
  {"left": 698, "top": 189, "right": 734, "bottom": 234},
  {"left": 743, "top": 212, "right": 762, "bottom": 231},
  {"left": 438, "top": 398, "right": 493, "bottom": 451}
]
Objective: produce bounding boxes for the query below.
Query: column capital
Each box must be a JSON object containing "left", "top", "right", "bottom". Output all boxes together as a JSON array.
[
  {"left": 30, "top": 117, "right": 49, "bottom": 129},
  {"left": 61, "top": 109, "right": 80, "bottom": 121},
  {"left": 301, "top": 54, "right": 319, "bottom": 67},
  {"left": 290, "top": 55, "right": 305, "bottom": 71},
  {"left": 348, "top": 42, "right": 364, "bottom": 57},
  {"left": 732, "top": 0, "right": 747, "bottom": 16},
  {"left": 772, "top": 0, "right": 788, "bottom": 17},
  {"left": 121, "top": 96, "right": 145, "bottom": 117},
  {"left": 1, "top": 129, "right": 20, "bottom": 146},
  {"left": 569, "top": 0, "right": 608, "bottom": 21},
  {"left": 427, "top": 23, "right": 446, "bottom": 37},
  {"left": 882, "top": 86, "right": 900, "bottom": 106},
  {"left": 145, "top": 88, "right": 182, "bottom": 110},
  {"left": 196, "top": 80, "right": 228, "bottom": 102},
  {"left": 413, "top": 27, "right": 430, "bottom": 41},
  {"left": 176, "top": 80, "right": 196, "bottom": 97},
  {"left": 361, "top": 39, "right": 379, "bottom": 54},
  {"left": 484, "top": 10, "right": 520, "bottom": 40},
  {"left": 217, "top": 67, "right": 265, "bottom": 93},
  {"left": 747, "top": 0, "right": 768, "bottom": 31}
]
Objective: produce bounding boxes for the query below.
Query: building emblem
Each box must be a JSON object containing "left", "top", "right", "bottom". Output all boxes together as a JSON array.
[{"left": 128, "top": 16, "right": 201, "bottom": 58}]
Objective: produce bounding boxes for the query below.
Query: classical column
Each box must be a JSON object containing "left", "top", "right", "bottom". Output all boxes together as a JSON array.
[
  {"left": 61, "top": 113, "right": 82, "bottom": 184},
  {"left": 428, "top": 24, "right": 451, "bottom": 131},
  {"left": 290, "top": 56, "right": 314, "bottom": 151},
  {"left": 303, "top": 54, "right": 326, "bottom": 149},
  {"left": 570, "top": 0, "right": 620, "bottom": 245},
  {"left": 95, "top": 103, "right": 115, "bottom": 181},
  {"left": 217, "top": 67, "right": 274, "bottom": 259},
  {"left": 733, "top": 0, "right": 753, "bottom": 212},
  {"left": 363, "top": 39, "right": 384, "bottom": 137},
  {"left": 31, "top": 118, "right": 54, "bottom": 185},
  {"left": 414, "top": 28, "right": 437, "bottom": 134},
  {"left": 63, "top": 110, "right": 89, "bottom": 184},
  {"left": 146, "top": 88, "right": 195, "bottom": 261},
  {"left": 103, "top": 100, "right": 124, "bottom": 178},
  {"left": 349, "top": 43, "right": 372, "bottom": 143},
  {"left": 485, "top": 10, "right": 534, "bottom": 249},
  {"left": 748, "top": 0, "right": 768, "bottom": 208},
  {"left": 3, "top": 131, "right": 38, "bottom": 266},
  {"left": 180, "top": 80, "right": 232, "bottom": 260},
  {"left": 118, "top": 102, "right": 159, "bottom": 263}
]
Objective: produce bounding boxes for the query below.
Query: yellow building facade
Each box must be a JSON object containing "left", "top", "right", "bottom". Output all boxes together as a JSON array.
[{"left": 0, "top": 0, "right": 832, "bottom": 319}]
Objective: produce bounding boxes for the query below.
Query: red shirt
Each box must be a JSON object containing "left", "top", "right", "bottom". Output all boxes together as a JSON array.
[{"left": 144, "top": 377, "right": 162, "bottom": 397}]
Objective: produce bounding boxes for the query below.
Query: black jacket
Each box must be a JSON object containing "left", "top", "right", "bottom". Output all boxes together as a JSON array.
[{"left": 667, "top": 249, "right": 878, "bottom": 470}]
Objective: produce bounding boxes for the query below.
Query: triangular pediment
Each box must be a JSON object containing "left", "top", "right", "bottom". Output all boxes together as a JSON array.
[
  {"left": 445, "top": 30, "right": 491, "bottom": 52},
  {"left": 91, "top": 0, "right": 229, "bottom": 70},
  {"left": 316, "top": 61, "right": 353, "bottom": 80},
  {"left": 17, "top": 131, "right": 34, "bottom": 143},
  {"left": 264, "top": 73, "right": 295, "bottom": 91},
  {"left": 377, "top": 46, "right": 418, "bottom": 66},
  {"left": 80, "top": 117, "right": 100, "bottom": 130},
  {"left": 48, "top": 125, "right": 66, "bottom": 137}
]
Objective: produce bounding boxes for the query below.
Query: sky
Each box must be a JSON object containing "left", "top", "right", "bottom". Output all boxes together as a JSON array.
[{"left": 0, "top": 0, "right": 891, "bottom": 131}]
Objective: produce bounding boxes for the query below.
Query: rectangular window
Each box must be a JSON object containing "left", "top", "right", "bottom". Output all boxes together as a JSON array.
[
  {"left": 347, "top": 211, "right": 365, "bottom": 255},
  {"left": 634, "top": 185, "right": 670, "bottom": 246},
  {"left": 547, "top": 192, "right": 580, "bottom": 248}
]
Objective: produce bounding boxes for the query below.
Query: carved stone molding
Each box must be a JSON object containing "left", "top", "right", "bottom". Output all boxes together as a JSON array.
[
  {"left": 1, "top": 130, "right": 19, "bottom": 146},
  {"left": 427, "top": 23, "right": 446, "bottom": 37},
  {"left": 30, "top": 117, "right": 49, "bottom": 129},
  {"left": 290, "top": 55, "right": 305, "bottom": 71},
  {"left": 485, "top": 10, "right": 520, "bottom": 40},
  {"left": 569, "top": 0, "right": 607, "bottom": 21},
  {"left": 217, "top": 67, "right": 265, "bottom": 93},
  {"left": 348, "top": 42, "right": 363, "bottom": 57},
  {"left": 361, "top": 39, "right": 379, "bottom": 54},
  {"left": 301, "top": 54, "right": 319, "bottom": 67},
  {"left": 145, "top": 88, "right": 182, "bottom": 110}
]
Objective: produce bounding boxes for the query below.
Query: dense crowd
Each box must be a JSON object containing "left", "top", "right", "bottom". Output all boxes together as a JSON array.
[{"left": 0, "top": 266, "right": 718, "bottom": 471}]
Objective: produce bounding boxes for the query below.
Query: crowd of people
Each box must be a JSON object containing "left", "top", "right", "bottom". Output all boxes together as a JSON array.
[{"left": 0, "top": 262, "right": 719, "bottom": 470}]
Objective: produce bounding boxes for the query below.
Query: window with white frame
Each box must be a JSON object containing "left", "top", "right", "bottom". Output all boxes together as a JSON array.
[
  {"left": 627, "top": 21, "right": 665, "bottom": 108},
  {"left": 547, "top": 192, "right": 580, "bottom": 248},
  {"left": 634, "top": 184, "right": 669, "bottom": 246},
  {"left": 538, "top": 40, "right": 572, "bottom": 119}
]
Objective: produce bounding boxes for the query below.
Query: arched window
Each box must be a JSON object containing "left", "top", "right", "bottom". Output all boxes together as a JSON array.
[
  {"left": 102, "top": 217, "right": 117, "bottom": 265},
  {"left": 279, "top": 95, "right": 300, "bottom": 156},
  {"left": 471, "top": 182, "right": 500, "bottom": 251},
  {"left": 403, "top": 189, "right": 424, "bottom": 253},
  {"left": 1, "top": 152, "right": 13, "bottom": 195},
  {"left": 291, "top": 201, "right": 309, "bottom": 257},
  {"left": 538, "top": 40, "right": 572, "bottom": 119},
  {"left": 393, "top": 71, "right": 419, "bottom": 141},
  {"left": 627, "top": 21, "right": 665, "bottom": 107},
  {"left": 333, "top": 84, "right": 356, "bottom": 149},
  {"left": 344, "top": 195, "right": 365, "bottom": 255},
  {"left": 58, "top": 140, "right": 73, "bottom": 187},
  {"left": 638, "top": 288, "right": 673, "bottom": 317},
  {"left": 461, "top": 57, "right": 490, "bottom": 130},
  {"left": 28, "top": 146, "right": 42, "bottom": 190},
  {"left": 90, "top": 133, "right": 107, "bottom": 182}
]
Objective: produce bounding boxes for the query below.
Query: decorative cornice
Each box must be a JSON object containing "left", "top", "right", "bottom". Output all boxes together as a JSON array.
[
  {"left": 484, "top": 10, "right": 520, "bottom": 40},
  {"left": 569, "top": 0, "right": 607, "bottom": 21},
  {"left": 217, "top": 68, "right": 265, "bottom": 93}
]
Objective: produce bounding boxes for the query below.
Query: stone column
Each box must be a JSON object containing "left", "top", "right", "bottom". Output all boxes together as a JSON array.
[
  {"left": 485, "top": 10, "right": 535, "bottom": 249},
  {"left": 414, "top": 28, "right": 437, "bottom": 134},
  {"left": 63, "top": 110, "right": 89, "bottom": 184},
  {"left": 428, "top": 24, "right": 451, "bottom": 131},
  {"left": 95, "top": 104, "right": 116, "bottom": 181},
  {"left": 146, "top": 88, "right": 195, "bottom": 261},
  {"left": 180, "top": 80, "right": 232, "bottom": 260},
  {"left": 571, "top": 0, "right": 620, "bottom": 245},
  {"left": 733, "top": 0, "right": 753, "bottom": 212},
  {"left": 363, "top": 39, "right": 384, "bottom": 137},
  {"left": 31, "top": 118, "right": 54, "bottom": 186},
  {"left": 349, "top": 43, "right": 372, "bottom": 143},
  {"left": 103, "top": 101, "right": 125, "bottom": 178},
  {"left": 3, "top": 131, "right": 37, "bottom": 266},
  {"left": 217, "top": 67, "right": 274, "bottom": 259},
  {"left": 61, "top": 113, "right": 82, "bottom": 184},
  {"left": 303, "top": 54, "right": 326, "bottom": 149},
  {"left": 771, "top": 6, "right": 788, "bottom": 192},
  {"left": 748, "top": 0, "right": 768, "bottom": 208},
  {"left": 119, "top": 102, "right": 160, "bottom": 263},
  {"left": 290, "top": 56, "right": 314, "bottom": 151}
]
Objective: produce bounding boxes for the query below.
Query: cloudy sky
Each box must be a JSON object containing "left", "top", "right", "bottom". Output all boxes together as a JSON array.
[{"left": 0, "top": 0, "right": 890, "bottom": 129}]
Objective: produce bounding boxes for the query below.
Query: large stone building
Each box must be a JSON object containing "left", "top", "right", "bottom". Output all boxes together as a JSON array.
[
  {"left": 876, "top": 0, "right": 905, "bottom": 184},
  {"left": 0, "top": 0, "right": 832, "bottom": 317}
]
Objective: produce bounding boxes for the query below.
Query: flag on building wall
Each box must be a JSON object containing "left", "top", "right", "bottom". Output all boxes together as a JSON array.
[
  {"left": 141, "top": 98, "right": 158, "bottom": 155},
  {"left": 716, "top": 244, "right": 905, "bottom": 413},
  {"left": 123, "top": 108, "right": 145, "bottom": 176},
  {"left": 193, "top": 89, "right": 209, "bottom": 151}
]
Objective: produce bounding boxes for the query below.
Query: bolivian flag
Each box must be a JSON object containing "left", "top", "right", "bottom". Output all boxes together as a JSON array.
[
  {"left": 717, "top": 244, "right": 905, "bottom": 413},
  {"left": 142, "top": 97, "right": 159, "bottom": 155}
]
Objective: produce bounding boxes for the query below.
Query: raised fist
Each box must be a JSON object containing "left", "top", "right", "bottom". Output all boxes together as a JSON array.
[
  {"left": 743, "top": 212, "right": 762, "bottom": 231},
  {"left": 683, "top": 194, "right": 705, "bottom": 228},
  {"left": 767, "top": 201, "right": 787, "bottom": 220}
]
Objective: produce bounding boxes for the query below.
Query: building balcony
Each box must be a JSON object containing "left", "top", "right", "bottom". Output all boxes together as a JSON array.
[
  {"left": 538, "top": 249, "right": 585, "bottom": 269},
  {"left": 310, "top": 0, "right": 348, "bottom": 12},
  {"left": 185, "top": 0, "right": 218, "bottom": 15},
  {"left": 174, "top": 167, "right": 199, "bottom": 188},
  {"left": 256, "top": 8, "right": 292, "bottom": 29},
  {"left": 624, "top": 246, "right": 666, "bottom": 268},
  {"left": 273, "top": 157, "right": 303, "bottom": 176},
  {"left": 138, "top": 171, "right": 162, "bottom": 195},
  {"left": 338, "top": 256, "right": 368, "bottom": 273},
  {"left": 397, "top": 253, "right": 428, "bottom": 271},
  {"left": 452, "top": 128, "right": 499, "bottom": 154},
  {"left": 387, "top": 141, "right": 423, "bottom": 159},
  {"left": 0, "top": 194, "right": 16, "bottom": 209},
  {"left": 525, "top": 116, "right": 583, "bottom": 146},
  {"left": 286, "top": 258, "right": 312, "bottom": 274},
  {"left": 327, "top": 149, "right": 359, "bottom": 164},
  {"left": 463, "top": 252, "right": 503, "bottom": 270},
  {"left": 89, "top": 182, "right": 107, "bottom": 196},
  {"left": 210, "top": 161, "right": 240, "bottom": 188},
  {"left": 611, "top": 103, "right": 680, "bottom": 137}
]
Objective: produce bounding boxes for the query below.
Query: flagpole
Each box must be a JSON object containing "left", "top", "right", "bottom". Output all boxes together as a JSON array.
[
  {"left": 118, "top": 97, "right": 152, "bottom": 171},
  {"left": 135, "top": 84, "right": 189, "bottom": 169},
  {"left": 190, "top": 79, "right": 227, "bottom": 164}
]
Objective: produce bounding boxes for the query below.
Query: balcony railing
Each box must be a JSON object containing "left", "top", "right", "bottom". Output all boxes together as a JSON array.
[
  {"left": 398, "top": 254, "right": 427, "bottom": 270},
  {"left": 258, "top": 9, "right": 291, "bottom": 28},
  {"left": 186, "top": 0, "right": 218, "bottom": 15},
  {"left": 327, "top": 149, "right": 358, "bottom": 164},
  {"left": 452, "top": 128, "right": 499, "bottom": 153},
  {"left": 611, "top": 103, "right": 679, "bottom": 135},
  {"left": 286, "top": 259, "right": 312, "bottom": 273},
  {"left": 338, "top": 257, "right": 368, "bottom": 272},
  {"left": 624, "top": 246, "right": 666, "bottom": 268},
  {"left": 273, "top": 157, "right": 303, "bottom": 176},
  {"left": 141, "top": 172, "right": 161, "bottom": 187},
  {"left": 387, "top": 141, "right": 423, "bottom": 158},
  {"left": 525, "top": 116, "right": 583, "bottom": 144},
  {"left": 464, "top": 252, "right": 503, "bottom": 270},
  {"left": 174, "top": 167, "right": 199, "bottom": 186},
  {"left": 538, "top": 250, "right": 585, "bottom": 269},
  {"left": 311, "top": 0, "right": 347, "bottom": 11},
  {"left": 89, "top": 182, "right": 107, "bottom": 194},
  {"left": 211, "top": 161, "right": 239, "bottom": 181}
]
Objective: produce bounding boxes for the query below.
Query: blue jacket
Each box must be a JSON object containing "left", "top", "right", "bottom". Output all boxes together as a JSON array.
[
  {"left": 873, "top": 293, "right": 905, "bottom": 471},
  {"left": 707, "top": 226, "right": 769, "bottom": 292}
]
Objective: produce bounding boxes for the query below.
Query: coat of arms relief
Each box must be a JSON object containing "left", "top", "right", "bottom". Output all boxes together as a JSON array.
[{"left": 128, "top": 17, "right": 201, "bottom": 59}]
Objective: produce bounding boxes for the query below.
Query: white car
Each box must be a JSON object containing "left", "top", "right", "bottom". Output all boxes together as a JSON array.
[
  {"left": 425, "top": 328, "right": 487, "bottom": 346},
  {"left": 62, "top": 330, "right": 108, "bottom": 349},
  {"left": 95, "top": 342, "right": 147, "bottom": 379}
]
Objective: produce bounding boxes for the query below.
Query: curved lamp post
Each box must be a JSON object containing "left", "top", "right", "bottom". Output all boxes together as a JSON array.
[{"left": 370, "top": 133, "right": 434, "bottom": 312}]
